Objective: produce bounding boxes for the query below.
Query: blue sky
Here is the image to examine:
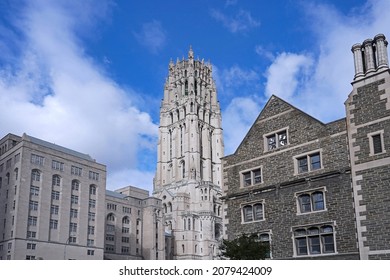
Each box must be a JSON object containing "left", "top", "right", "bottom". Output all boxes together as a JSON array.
[{"left": 0, "top": 0, "right": 389, "bottom": 192}]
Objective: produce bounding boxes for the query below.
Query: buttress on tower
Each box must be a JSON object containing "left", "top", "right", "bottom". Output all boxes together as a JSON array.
[{"left": 153, "top": 47, "right": 224, "bottom": 260}]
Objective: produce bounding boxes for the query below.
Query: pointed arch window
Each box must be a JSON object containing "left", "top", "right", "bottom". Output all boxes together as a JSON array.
[
  {"left": 71, "top": 180, "right": 80, "bottom": 191},
  {"left": 31, "top": 170, "right": 40, "bottom": 182},
  {"left": 52, "top": 175, "right": 61, "bottom": 187},
  {"left": 185, "top": 80, "right": 188, "bottom": 95}
]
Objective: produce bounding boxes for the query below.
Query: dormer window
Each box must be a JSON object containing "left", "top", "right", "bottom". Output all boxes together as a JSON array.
[{"left": 265, "top": 129, "right": 288, "bottom": 151}]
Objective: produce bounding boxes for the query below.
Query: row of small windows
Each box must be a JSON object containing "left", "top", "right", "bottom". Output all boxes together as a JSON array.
[
  {"left": 106, "top": 213, "right": 131, "bottom": 224},
  {"left": 240, "top": 151, "right": 323, "bottom": 188},
  {"left": 30, "top": 170, "right": 98, "bottom": 193},
  {"left": 30, "top": 154, "right": 100, "bottom": 180},
  {"left": 241, "top": 189, "right": 326, "bottom": 224},
  {"left": 29, "top": 186, "right": 97, "bottom": 207},
  {"left": 265, "top": 129, "right": 386, "bottom": 157}
]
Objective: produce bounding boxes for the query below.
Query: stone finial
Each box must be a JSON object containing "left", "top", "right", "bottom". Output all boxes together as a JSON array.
[{"left": 188, "top": 45, "right": 194, "bottom": 59}]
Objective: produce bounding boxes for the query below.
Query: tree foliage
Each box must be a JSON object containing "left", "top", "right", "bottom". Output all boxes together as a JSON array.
[{"left": 219, "top": 233, "right": 269, "bottom": 260}]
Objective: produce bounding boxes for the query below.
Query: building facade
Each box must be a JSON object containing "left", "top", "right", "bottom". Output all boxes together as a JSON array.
[
  {"left": 153, "top": 48, "right": 224, "bottom": 259},
  {"left": 347, "top": 34, "right": 390, "bottom": 260},
  {"left": 0, "top": 133, "right": 106, "bottom": 260},
  {"left": 222, "top": 34, "right": 390, "bottom": 259},
  {"left": 104, "top": 186, "right": 164, "bottom": 260}
]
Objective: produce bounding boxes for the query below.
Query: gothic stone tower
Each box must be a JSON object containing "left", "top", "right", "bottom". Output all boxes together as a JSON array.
[
  {"left": 346, "top": 34, "right": 390, "bottom": 259},
  {"left": 153, "top": 47, "right": 224, "bottom": 260}
]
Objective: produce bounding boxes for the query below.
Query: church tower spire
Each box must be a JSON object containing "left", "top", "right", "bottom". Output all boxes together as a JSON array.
[{"left": 154, "top": 48, "right": 224, "bottom": 260}]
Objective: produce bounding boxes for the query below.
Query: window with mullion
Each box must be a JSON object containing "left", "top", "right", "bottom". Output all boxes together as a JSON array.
[{"left": 241, "top": 168, "right": 262, "bottom": 187}]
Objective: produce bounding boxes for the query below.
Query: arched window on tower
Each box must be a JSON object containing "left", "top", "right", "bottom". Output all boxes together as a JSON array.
[
  {"left": 181, "top": 160, "right": 185, "bottom": 179},
  {"left": 190, "top": 102, "right": 194, "bottom": 113},
  {"left": 185, "top": 80, "right": 188, "bottom": 95},
  {"left": 170, "top": 112, "right": 173, "bottom": 124},
  {"left": 194, "top": 79, "right": 198, "bottom": 96}
]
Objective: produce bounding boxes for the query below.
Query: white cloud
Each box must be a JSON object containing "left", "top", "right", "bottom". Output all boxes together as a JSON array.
[
  {"left": 263, "top": 0, "right": 390, "bottom": 122},
  {"left": 0, "top": 1, "right": 158, "bottom": 191},
  {"left": 222, "top": 97, "right": 262, "bottom": 154},
  {"left": 134, "top": 20, "right": 167, "bottom": 54},
  {"left": 210, "top": 9, "right": 260, "bottom": 33},
  {"left": 213, "top": 64, "right": 262, "bottom": 154},
  {"left": 264, "top": 52, "right": 313, "bottom": 100}
]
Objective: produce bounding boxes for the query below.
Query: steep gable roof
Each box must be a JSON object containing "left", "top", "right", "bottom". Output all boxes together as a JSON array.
[{"left": 228, "top": 95, "right": 326, "bottom": 157}]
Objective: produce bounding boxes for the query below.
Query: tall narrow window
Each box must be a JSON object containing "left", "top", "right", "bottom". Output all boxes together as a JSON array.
[
  {"left": 185, "top": 80, "right": 188, "bottom": 95},
  {"left": 181, "top": 161, "right": 185, "bottom": 179},
  {"left": 372, "top": 134, "right": 383, "bottom": 154}
]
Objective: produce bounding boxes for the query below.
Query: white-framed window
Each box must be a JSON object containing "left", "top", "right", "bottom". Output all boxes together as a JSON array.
[
  {"left": 51, "top": 205, "right": 59, "bottom": 215},
  {"left": 28, "top": 216, "right": 37, "bottom": 226},
  {"left": 27, "top": 243, "right": 36, "bottom": 250},
  {"left": 106, "top": 234, "right": 115, "bottom": 242},
  {"left": 69, "top": 222, "right": 77, "bottom": 233},
  {"left": 294, "top": 150, "right": 323, "bottom": 174},
  {"left": 241, "top": 201, "right": 265, "bottom": 223},
  {"left": 71, "top": 195, "right": 79, "bottom": 205},
  {"left": 51, "top": 191, "right": 60, "bottom": 200},
  {"left": 87, "top": 239, "right": 94, "bottom": 247},
  {"left": 264, "top": 128, "right": 288, "bottom": 151},
  {"left": 121, "top": 246, "right": 129, "bottom": 254},
  {"left": 105, "top": 244, "right": 115, "bottom": 252},
  {"left": 293, "top": 224, "right": 336, "bottom": 257},
  {"left": 258, "top": 232, "right": 272, "bottom": 259},
  {"left": 296, "top": 188, "right": 326, "bottom": 214},
  {"left": 89, "top": 199, "right": 96, "bottom": 209},
  {"left": 89, "top": 171, "right": 99, "bottom": 181},
  {"left": 87, "top": 249, "right": 94, "bottom": 256},
  {"left": 71, "top": 180, "right": 80, "bottom": 191},
  {"left": 52, "top": 175, "right": 61, "bottom": 187},
  {"left": 29, "top": 201, "right": 39, "bottom": 211},
  {"left": 90, "top": 185, "right": 97, "bottom": 195},
  {"left": 368, "top": 130, "right": 386, "bottom": 156},
  {"left": 240, "top": 167, "right": 263, "bottom": 187},
  {"left": 107, "top": 213, "right": 115, "bottom": 222},
  {"left": 31, "top": 170, "right": 41, "bottom": 182},
  {"left": 52, "top": 160, "right": 64, "bottom": 171},
  {"left": 50, "top": 219, "right": 58, "bottom": 229},
  {"left": 122, "top": 236, "right": 130, "bottom": 243},
  {"left": 122, "top": 227, "right": 130, "bottom": 234},
  {"left": 31, "top": 154, "right": 44, "bottom": 165},
  {"left": 106, "top": 224, "right": 115, "bottom": 232},
  {"left": 27, "top": 231, "right": 36, "bottom": 239},
  {"left": 88, "top": 212, "right": 95, "bottom": 222},
  {"left": 70, "top": 209, "right": 78, "bottom": 218},
  {"left": 88, "top": 226, "right": 95, "bottom": 235},
  {"left": 71, "top": 165, "right": 82, "bottom": 176},
  {"left": 30, "top": 186, "right": 39, "bottom": 196}
]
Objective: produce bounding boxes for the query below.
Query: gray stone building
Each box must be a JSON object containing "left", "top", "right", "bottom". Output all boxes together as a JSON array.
[
  {"left": 222, "top": 34, "right": 390, "bottom": 259},
  {"left": 0, "top": 133, "right": 106, "bottom": 260},
  {"left": 153, "top": 48, "right": 224, "bottom": 259},
  {"left": 104, "top": 186, "right": 164, "bottom": 260},
  {"left": 347, "top": 34, "right": 390, "bottom": 260}
]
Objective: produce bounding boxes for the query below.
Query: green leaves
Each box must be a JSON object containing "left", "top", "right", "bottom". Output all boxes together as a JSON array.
[{"left": 219, "top": 233, "right": 270, "bottom": 260}]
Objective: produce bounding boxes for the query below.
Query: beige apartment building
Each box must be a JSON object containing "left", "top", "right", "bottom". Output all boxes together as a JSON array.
[
  {"left": 104, "top": 186, "right": 164, "bottom": 260},
  {"left": 0, "top": 133, "right": 106, "bottom": 260}
]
